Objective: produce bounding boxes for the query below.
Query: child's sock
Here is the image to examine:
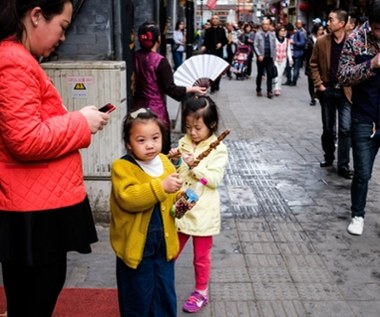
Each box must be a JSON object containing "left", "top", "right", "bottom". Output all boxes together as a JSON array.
[{"left": 196, "top": 288, "right": 208, "bottom": 297}]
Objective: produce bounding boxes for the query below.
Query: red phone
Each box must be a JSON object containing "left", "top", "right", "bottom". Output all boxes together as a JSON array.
[{"left": 98, "top": 103, "right": 116, "bottom": 113}]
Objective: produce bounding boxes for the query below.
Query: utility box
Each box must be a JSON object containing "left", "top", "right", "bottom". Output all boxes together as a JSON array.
[{"left": 41, "top": 61, "right": 127, "bottom": 222}]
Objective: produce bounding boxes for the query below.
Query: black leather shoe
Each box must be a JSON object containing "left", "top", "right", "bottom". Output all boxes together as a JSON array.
[
  {"left": 338, "top": 168, "right": 354, "bottom": 179},
  {"left": 320, "top": 160, "right": 333, "bottom": 167}
]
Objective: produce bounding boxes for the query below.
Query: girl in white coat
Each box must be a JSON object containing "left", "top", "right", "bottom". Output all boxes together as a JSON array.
[{"left": 169, "top": 96, "right": 228, "bottom": 313}]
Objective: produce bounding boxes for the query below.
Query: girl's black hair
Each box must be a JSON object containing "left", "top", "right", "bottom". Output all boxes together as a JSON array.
[
  {"left": 182, "top": 96, "right": 219, "bottom": 134},
  {"left": 122, "top": 107, "right": 166, "bottom": 151},
  {"left": 138, "top": 21, "right": 160, "bottom": 50},
  {"left": 0, "top": 0, "right": 72, "bottom": 42}
]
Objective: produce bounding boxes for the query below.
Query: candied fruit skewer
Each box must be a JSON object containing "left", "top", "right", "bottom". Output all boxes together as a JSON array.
[{"left": 189, "top": 129, "right": 231, "bottom": 168}]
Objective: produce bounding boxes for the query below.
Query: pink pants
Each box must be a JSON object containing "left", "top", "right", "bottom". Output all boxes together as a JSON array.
[{"left": 177, "top": 232, "right": 213, "bottom": 291}]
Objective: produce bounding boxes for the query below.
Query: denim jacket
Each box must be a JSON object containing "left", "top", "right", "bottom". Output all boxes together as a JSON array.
[{"left": 253, "top": 30, "right": 277, "bottom": 60}]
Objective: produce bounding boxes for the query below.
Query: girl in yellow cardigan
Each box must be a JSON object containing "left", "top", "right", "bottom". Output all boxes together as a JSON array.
[{"left": 110, "top": 108, "right": 183, "bottom": 317}]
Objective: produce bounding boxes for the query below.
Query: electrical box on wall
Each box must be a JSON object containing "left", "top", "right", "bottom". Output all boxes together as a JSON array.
[{"left": 41, "top": 61, "right": 127, "bottom": 221}]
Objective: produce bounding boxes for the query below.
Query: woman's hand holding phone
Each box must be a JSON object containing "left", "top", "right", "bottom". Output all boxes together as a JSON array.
[
  {"left": 98, "top": 103, "right": 116, "bottom": 113},
  {"left": 79, "top": 105, "right": 110, "bottom": 134}
]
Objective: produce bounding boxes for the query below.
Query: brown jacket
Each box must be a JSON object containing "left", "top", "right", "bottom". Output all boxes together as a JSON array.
[{"left": 309, "top": 33, "right": 352, "bottom": 103}]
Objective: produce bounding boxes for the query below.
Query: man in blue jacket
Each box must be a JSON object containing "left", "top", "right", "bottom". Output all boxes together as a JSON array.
[
  {"left": 288, "top": 20, "right": 306, "bottom": 86},
  {"left": 338, "top": 0, "right": 380, "bottom": 236}
]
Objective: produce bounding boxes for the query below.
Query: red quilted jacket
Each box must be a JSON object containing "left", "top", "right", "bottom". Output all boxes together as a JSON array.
[{"left": 0, "top": 39, "right": 92, "bottom": 212}]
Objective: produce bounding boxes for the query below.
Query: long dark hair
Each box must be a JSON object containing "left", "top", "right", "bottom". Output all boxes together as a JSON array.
[
  {"left": 311, "top": 23, "right": 323, "bottom": 36},
  {"left": 0, "top": 0, "right": 72, "bottom": 42},
  {"left": 175, "top": 20, "right": 184, "bottom": 32}
]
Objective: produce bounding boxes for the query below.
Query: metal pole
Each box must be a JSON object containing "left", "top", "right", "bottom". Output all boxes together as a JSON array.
[
  {"left": 243, "top": 0, "right": 245, "bottom": 22},
  {"left": 186, "top": 0, "right": 194, "bottom": 58},
  {"left": 200, "top": 0, "right": 203, "bottom": 26}
]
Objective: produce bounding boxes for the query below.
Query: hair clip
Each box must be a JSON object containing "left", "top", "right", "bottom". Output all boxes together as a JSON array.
[
  {"left": 139, "top": 31, "right": 153, "bottom": 42},
  {"left": 130, "top": 108, "right": 149, "bottom": 119}
]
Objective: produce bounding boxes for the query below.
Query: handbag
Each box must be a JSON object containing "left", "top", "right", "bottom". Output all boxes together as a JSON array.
[
  {"left": 172, "top": 43, "right": 180, "bottom": 51},
  {"left": 271, "top": 63, "right": 278, "bottom": 78}
]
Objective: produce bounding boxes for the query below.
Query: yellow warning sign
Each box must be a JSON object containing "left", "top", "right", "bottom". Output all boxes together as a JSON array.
[{"left": 74, "top": 83, "right": 86, "bottom": 90}]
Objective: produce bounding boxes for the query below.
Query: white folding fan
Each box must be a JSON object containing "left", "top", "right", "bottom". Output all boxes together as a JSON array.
[{"left": 174, "top": 54, "right": 230, "bottom": 88}]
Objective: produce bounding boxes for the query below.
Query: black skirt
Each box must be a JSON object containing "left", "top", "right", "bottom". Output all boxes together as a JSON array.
[{"left": 0, "top": 196, "right": 98, "bottom": 266}]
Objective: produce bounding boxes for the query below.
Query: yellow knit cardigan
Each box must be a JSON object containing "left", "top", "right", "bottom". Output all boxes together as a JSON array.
[{"left": 109, "top": 154, "right": 179, "bottom": 269}]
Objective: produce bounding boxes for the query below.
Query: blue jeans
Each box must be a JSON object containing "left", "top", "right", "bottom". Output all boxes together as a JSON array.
[
  {"left": 116, "top": 206, "right": 177, "bottom": 317},
  {"left": 318, "top": 87, "right": 351, "bottom": 169},
  {"left": 291, "top": 56, "right": 303, "bottom": 85},
  {"left": 173, "top": 51, "right": 183, "bottom": 71},
  {"left": 351, "top": 120, "right": 380, "bottom": 218}
]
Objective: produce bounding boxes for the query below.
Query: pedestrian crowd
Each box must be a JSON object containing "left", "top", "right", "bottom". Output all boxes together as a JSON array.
[
  {"left": 187, "top": 9, "right": 376, "bottom": 240},
  {"left": 2, "top": 0, "right": 380, "bottom": 316}
]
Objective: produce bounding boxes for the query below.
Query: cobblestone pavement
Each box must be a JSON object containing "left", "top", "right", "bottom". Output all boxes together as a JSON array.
[{"left": 3, "top": 72, "right": 380, "bottom": 317}]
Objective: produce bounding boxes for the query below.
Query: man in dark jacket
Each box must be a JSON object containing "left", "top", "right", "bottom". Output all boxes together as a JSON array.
[
  {"left": 338, "top": 0, "right": 380, "bottom": 236},
  {"left": 201, "top": 14, "right": 228, "bottom": 92}
]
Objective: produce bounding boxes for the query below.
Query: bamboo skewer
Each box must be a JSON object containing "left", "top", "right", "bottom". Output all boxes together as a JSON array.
[{"left": 190, "top": 129, "right": 230, "bottom": 168}]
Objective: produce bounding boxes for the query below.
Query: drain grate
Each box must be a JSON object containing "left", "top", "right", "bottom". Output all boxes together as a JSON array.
[{"left": 221, "top": 140, "right": 292, "bottom": 219}]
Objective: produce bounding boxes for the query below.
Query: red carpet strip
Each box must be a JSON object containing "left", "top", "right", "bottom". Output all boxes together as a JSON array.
[{"left": 0, "top": 287, "right": 119, "bottom": 317}]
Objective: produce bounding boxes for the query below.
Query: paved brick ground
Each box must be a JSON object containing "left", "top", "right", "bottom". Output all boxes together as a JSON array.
[{"left": 3, "top": 71, "right": 380, "bottom": 317}]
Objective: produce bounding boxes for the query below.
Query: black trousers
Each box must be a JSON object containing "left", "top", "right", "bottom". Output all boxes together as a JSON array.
[
  {"left": 211, "top": 75, "right": 222, "bottom": 91},
  {"left": 2, "top": 255, "right": 67, "bottom": 317},
  {"left": 306, "top": 74, "right": 315, "bottom": 100},
  {"left": 256, "top": 56, "right": 274, "bottom": 93}
]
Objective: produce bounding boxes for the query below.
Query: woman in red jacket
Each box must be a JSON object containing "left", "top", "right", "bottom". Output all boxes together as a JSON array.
[{"left": 0, "top": 1, "right": 110, "bottom": 316}]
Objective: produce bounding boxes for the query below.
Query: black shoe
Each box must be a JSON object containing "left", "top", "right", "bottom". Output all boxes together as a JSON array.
[
  {"left": 267, "top": 92, "right": 273, "bottom": 99},
  {"left": 289, "top": 82, "right": 296, "bottom": 86},
  {"left": 320, "top": 160, "right": 333, "bottom": 167},
  {"left": 338, "top": 168, "right": 354, "bottom": 179},
  {"left": 283, "top": 81, "right": 291, "bottom": 85},
  {"left": 310, "top": 99, "right": 316, "bottom": 106}
]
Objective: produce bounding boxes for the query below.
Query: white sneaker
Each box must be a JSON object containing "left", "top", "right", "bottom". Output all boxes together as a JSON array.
[{"left": 347, "top": 216, "right": 364, "bottom": 235}]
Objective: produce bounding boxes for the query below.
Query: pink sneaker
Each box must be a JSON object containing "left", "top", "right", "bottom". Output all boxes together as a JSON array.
[{"left": 182, "top": 291, "right": 208, "bottom": 313}]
